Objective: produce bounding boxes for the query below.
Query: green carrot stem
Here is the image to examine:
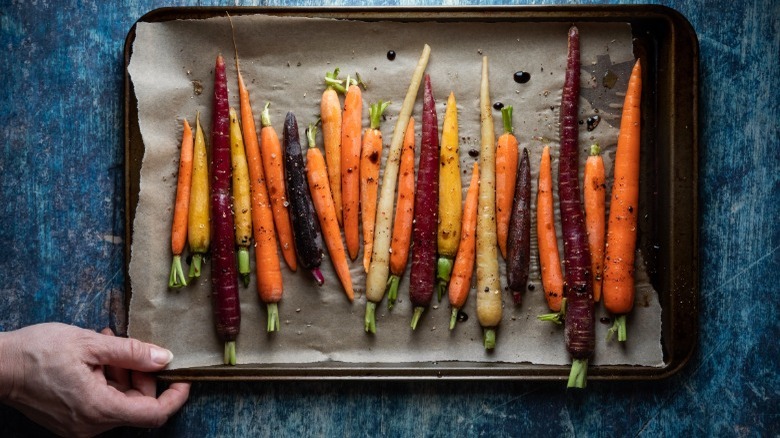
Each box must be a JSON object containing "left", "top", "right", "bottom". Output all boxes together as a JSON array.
[
  {"left": 386, "top": 275, "right": 400, "bottom": 310},
  {"left": 260, "top": 102, "right": 272, "bottom": 127},
  {"left": 567, "top": 359, "right": 588, "bottom": 388},
  {"left": 410, "top": 307, "right": 425, "bottom": 330},
  {"left": 238, "top": 247, "right": 250, "bottom": 287},
  {"left": 365, "top": 301, "right": 377, "bottom": 334},
  {"left": 188, "top": 253, "right": 203, "bottom": 278},
  {"left": 590, "top": 143, "right": 601, "bottom": 156},
  {"left": 608, "top": 314, "right": 627, "bottom": 342},
  {"left": 169, "top": 255, "right": 188, "bottom": 288},
  {"left": 501, "top": 105, "right": 514, "bottom": 134},
  {"left": 224, "top": 341, "right": 237, "bottom": 366},
  {"left": 436, "top": 257, "right": 454, "bottom": 302},
  {"left": 449, "top": 308, "right": 459, "bottom": 330},
  {"left": 484, "top": 329, "right": 496, "bottom": 350},
  {"left": 369, "top": 100, "right": 391, "bottom": 130}
]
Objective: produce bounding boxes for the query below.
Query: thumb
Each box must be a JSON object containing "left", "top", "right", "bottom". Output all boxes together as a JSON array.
[{"left": 89, "top": 334, "right": 174, "bottom": 372}]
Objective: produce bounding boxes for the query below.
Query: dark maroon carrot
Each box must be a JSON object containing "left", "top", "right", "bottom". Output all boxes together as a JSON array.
[
  {"left": 506, "top": 147, "right": 531, "bottom": 305},
  {"left": 283, "top": 112, "right": 324, "bottom": 285},
  {"left": 409, "top": 75, "right": 439, "bottom": 330},
  {"left": 558, "top": 26, "right": 595, "bottom": 388},
  {"left": 210, "top": 54, "right": 241, "bottom": 366}
]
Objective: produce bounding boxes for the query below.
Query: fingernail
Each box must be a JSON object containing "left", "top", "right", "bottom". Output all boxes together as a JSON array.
[{"left": 151, "top": 347, "right": 174, "bottom": 365}]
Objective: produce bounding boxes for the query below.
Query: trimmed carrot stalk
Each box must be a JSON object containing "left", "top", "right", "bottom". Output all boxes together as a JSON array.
[
  {"left": 409, "top": 75, "right": 440, "bottom": 330},
  {"left": 322, "top": 68, "right": 345, "bottom": 227},
  {"left": 229, "top": 108, "right": 253, "bottom": 287},
  {"left": 260, "top": 103, "right": 298, "bottom": 272},
  {"left": 559, "top": 27, "right": 594, "bottom": 387},
  {"left": 188, "top": 114, "right": 210, "bottom": 279},
  {"left": 385, "top": 118, "right": 416, "bottom": 310},
  {"left": 495, "top": 106, "right": 519, "bottom": 259},
  {"left": 210, "top": 54, "right": 241, "bottom": 365},
  {"left": 361, "top": 100, "right": 391, "bottom": 272},
  {"left": 364, "top": 44, "right": 430, "bottom": 333},
  {"left": 169, "top": 119, "right": 193, "bottom": 288},
  {"left": 306, "top": 124, "right": 354, "bottom": 301},
  {"left": 436, "top": 91, "right": 462, "bottom": 302},
  {"left": 283, "top": 112, "right": 324, "bottom": 285},
  {"left": 584, "top": 143, "right": 606, "bottom": 302},
  {"left": 448, "top": 163, "right": 479, "bottom": 329},
  {"left": 536, "top": 145, "right": 564, "bottom": 314},
  {"left": 506, "top": 148, "right": 531, "bottom": 305},
  {"left": 476, "top": 56, "right": 502, "bottom": 349},
  {"left": 235, "top": 60, "right": 284, "bottom": 332},
  {"left": 341, "top": 80, "right": 363, "bottom": 261},
  {"left": 603, "top": 59, "right": 643, "bottom": 342}
]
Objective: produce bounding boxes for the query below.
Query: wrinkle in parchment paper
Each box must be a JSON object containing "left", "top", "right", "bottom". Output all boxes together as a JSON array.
[{"left": 127, "top": 14, "right": 662, "bottom": 370}]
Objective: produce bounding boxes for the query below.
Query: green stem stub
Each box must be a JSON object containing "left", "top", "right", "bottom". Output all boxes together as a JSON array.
[
  {"left": 449, "top": 307, "right": 459, "bottom": 330},
  {"left": 607, "top": 314, "right": 628, "bottom": 342},
  {"left": 306, "top": 123, "right": 318, "bottom": 149},
  {"left": 169, "top": 255, "right": 188, "bottom": 288},
  {"left": 501, "top": 105, "right": 514, "bottom": 134},
  {"left": 436, "top": 257, "right": 454, "bottom": 302},
  {"left": 238, "top": 247, "right": 250, "bottom": 287},
  {"left": 368, "top": 100, "right": 391, "bottom": 130},
  {"left": 484, "top": 329, "right": 496, "bottom": 350},
  {"left": 267, "top": 303, "right": 280, "bottom": 333},
  {"left": 365, "top": 301, "right": 377, "bottom": 334},
  {"left": 538, "top": 297, "right": 567, "bottom": 324},
  {"left": 567, "top": 359, "right": 589, "bottom": 389},
  {"left": 386, "top": 275, "right": 400, "bottom": 310},
  {"left": 410, "top": 307, "right": 425, "bottom": 330},
  {"left": 224, "top": 341, "right": 237, "bottom": 366},
  {"left": 590, "top": 143, "right": 601, "bottom": 156},
  {"left": 188, "top": 253, "right": 203, "bottom": 278},
  {"left": 260, "top": 102, "right": 272, "bottom": 127}
]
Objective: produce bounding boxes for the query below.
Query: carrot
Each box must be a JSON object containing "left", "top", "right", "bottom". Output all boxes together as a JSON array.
[
  {"left": 476, "top": 56, "right": 502, "bottom": 349},
  {"left": 321, "top": 68, "right": 345, "bottom": 227},
  {"left": 169, "top": 119, "right": 193, "bottom": 288},
  {"left": 584, "top": 143, "right": 606, "bottom": 302},
  {"left": 506, "top": 148, "right": 531, "bottom": 305},
  {"left": 234, "top": 55, "right": 284, "bottom": 332},
  {"left": 495, "top": 105, "right": 519, "bottom": 259},
  {"left": 283, "top": 112, "right": 324, "bottom": 285},
  {"left": 535, "top": 145, "right": 564, "bottom": 313},
  {"left": 210, "top": 54, "right": 241, "bottom": 365},
  {"left": 364, "top": 45, "right": 430, "bottom": 333},
  {"left": 361, "top": 100, "right": 390, "bottom": 272},
  {"left": 409, "top": 75, "right": 440, "bottom": 330},
  {"left": 188, "top": 113, "right": 210, "bottom": 279},
  {"left": 603, "top": 59, "right": 642, "bottom": 342},
  {"left": 229, "top": 108, "right": 253, "bottom": 287},
  {"left": 385, "top": 117, "right": 416, "bottom": 310},
  {"left": 558, "top": 27, "right": 594, "bottom": 388},
  {"left": 306, "top": 124, "right": 354, "bottom": 301},
  {"left": 260, "top": 103, "right": 298, "bottom": 272},
  {"left": 448, "top": 163, "right": 479, "bottom": 330},
  {"left": 435, "top": 91, "right": 462, "bottom": 302},
  {"left": 341, "top": 79, "right": 363, "bottom": 261}
]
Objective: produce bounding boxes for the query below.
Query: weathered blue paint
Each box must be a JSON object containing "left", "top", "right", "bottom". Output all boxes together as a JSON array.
[{"left": 1, "top": 0, "right": 778, "bottom": 436}]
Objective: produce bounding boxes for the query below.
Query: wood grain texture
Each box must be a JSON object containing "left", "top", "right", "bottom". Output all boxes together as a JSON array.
[{"left": 1, "top": 0, "right": 778, "bottom": 436}]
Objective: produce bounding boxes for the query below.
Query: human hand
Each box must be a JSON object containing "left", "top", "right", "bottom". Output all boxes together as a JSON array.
[{"left": 0, "top": 322, "right": 190, "bottom": 437}]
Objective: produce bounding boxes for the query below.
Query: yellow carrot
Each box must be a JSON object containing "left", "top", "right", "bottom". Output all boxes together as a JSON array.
[
  {"left": 229, "top": 107, "right": 253, "bottom": 287},
  {"left": 436, "top": 91, "right": 462, "bottom": 302}
]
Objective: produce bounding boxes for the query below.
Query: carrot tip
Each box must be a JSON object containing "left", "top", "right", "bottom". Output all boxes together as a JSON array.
[
  {"left": 168, "top": 255, "right": 188, "bottom": 288},
  {"left": 364, "top": 301, "right": 377, "bottom": 334},
  {"left": 386, "top": 275, "right": 400, "bottom": 310},
  {"left": 267, "top": 303, "right": 280, "bottom": 333},
  {"left": 311, "top": 268, "right": 325, "bottom": 286},
  {"left": 224, "top": 341, "right": 237, "bottom": 366},
  {"left": 567, "top": 359, "right": 588, "bottom": 389},
  {"left": 188, "top": 253, "right": 203, "bottom": 278},
  {"left": 607, "top": 315, "right": 627, "bottom": 342},
  {"left": 449, "top": 308, "right": 459, "bottom": 330},
  {"left": 512, "top": 291, "right": 522, "bottom": 306},
  {"left": 410, "top": 307, "right": 425, "bottom": 330}
]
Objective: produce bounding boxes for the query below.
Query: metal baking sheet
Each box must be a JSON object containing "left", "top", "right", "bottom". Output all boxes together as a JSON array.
[{"left": 124, "top": 5, "right": 698, "bottom": 381}]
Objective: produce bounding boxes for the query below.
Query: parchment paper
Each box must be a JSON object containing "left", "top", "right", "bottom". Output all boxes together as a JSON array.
[{"left": 127, "top": 14, "right": 663, "bottom": 369}]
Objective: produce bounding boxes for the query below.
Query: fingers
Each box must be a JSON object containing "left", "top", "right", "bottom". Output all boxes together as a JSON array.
[
  {"left": 106, "top": 381, "right": 191, "bottom": 429},
  {"left": 89, "top": 332, "right": 174, "bottom": 372},
  {"left": 100, "top": 328, "right": 131, "bottom": 389},
  {"left": 131, "top": 371, "right": 157, "bottom": 398}
]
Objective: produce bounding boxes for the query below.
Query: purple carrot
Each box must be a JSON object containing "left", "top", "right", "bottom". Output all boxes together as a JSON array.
[
  {"left": 409, "top": 74, "right": 439, "bottom": 330},
  {"left": 559, "top": 26, "right": 595, "bottom": 388},
  {"left": 506, "top": 147, "right": 531, "bottom": 305},
  {"left": 282, "top": 112, "right": 324, "bottom": 285},
  {"left": 210, "top": 54, "right": 241, "bottom": 366}
]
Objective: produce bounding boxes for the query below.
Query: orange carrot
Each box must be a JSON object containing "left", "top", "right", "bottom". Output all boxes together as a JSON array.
[
  {"left": 584, "top": 143, "right": 606, "bottom": 302},
  {"left": 187, "top": 114, "right": 210, "bottom": 279},
  {"left": 385, "top": 117, "right": 416, "bottom": 310},
  {"left": 448, "top": 162, "right": 479, "bottom": 329},
  {"left": 536, "top": 146, "right": 565, "bottom": 321},
  {"left": 260, "top": 103, "right": 298, "bottom": 272},
  {"left": 341, "top": 79, "right": 363, "bottom": 261},
  {"left": 361, "top": 101, "right": 390, "bottom": 272},
  {"left": 495, "top": 106, "right": 519, "bottom": 259},
  {"left": 322, "top": 68, "right": 345, "bottom": 227},
  {"left": 169, "top": 119, "right": 194, "bottom": 288},
  {"left": 235, "top": 58, "right": 284, "bottom": 332},
  {"left": 306, "top": 124, "right": 354, "bottom": 301},
  {"left": 603, "top": 59, "right": 642, "bottom": 342}
]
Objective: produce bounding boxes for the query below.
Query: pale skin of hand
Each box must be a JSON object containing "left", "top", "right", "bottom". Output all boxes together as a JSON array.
[{"left": 0, "top": 322, "right": 191, "bottom": 437}]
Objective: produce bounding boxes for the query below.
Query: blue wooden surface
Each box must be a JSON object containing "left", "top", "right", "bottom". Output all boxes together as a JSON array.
[{"left": 1, "top": 0, "right": 778, "bottom": 436}]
